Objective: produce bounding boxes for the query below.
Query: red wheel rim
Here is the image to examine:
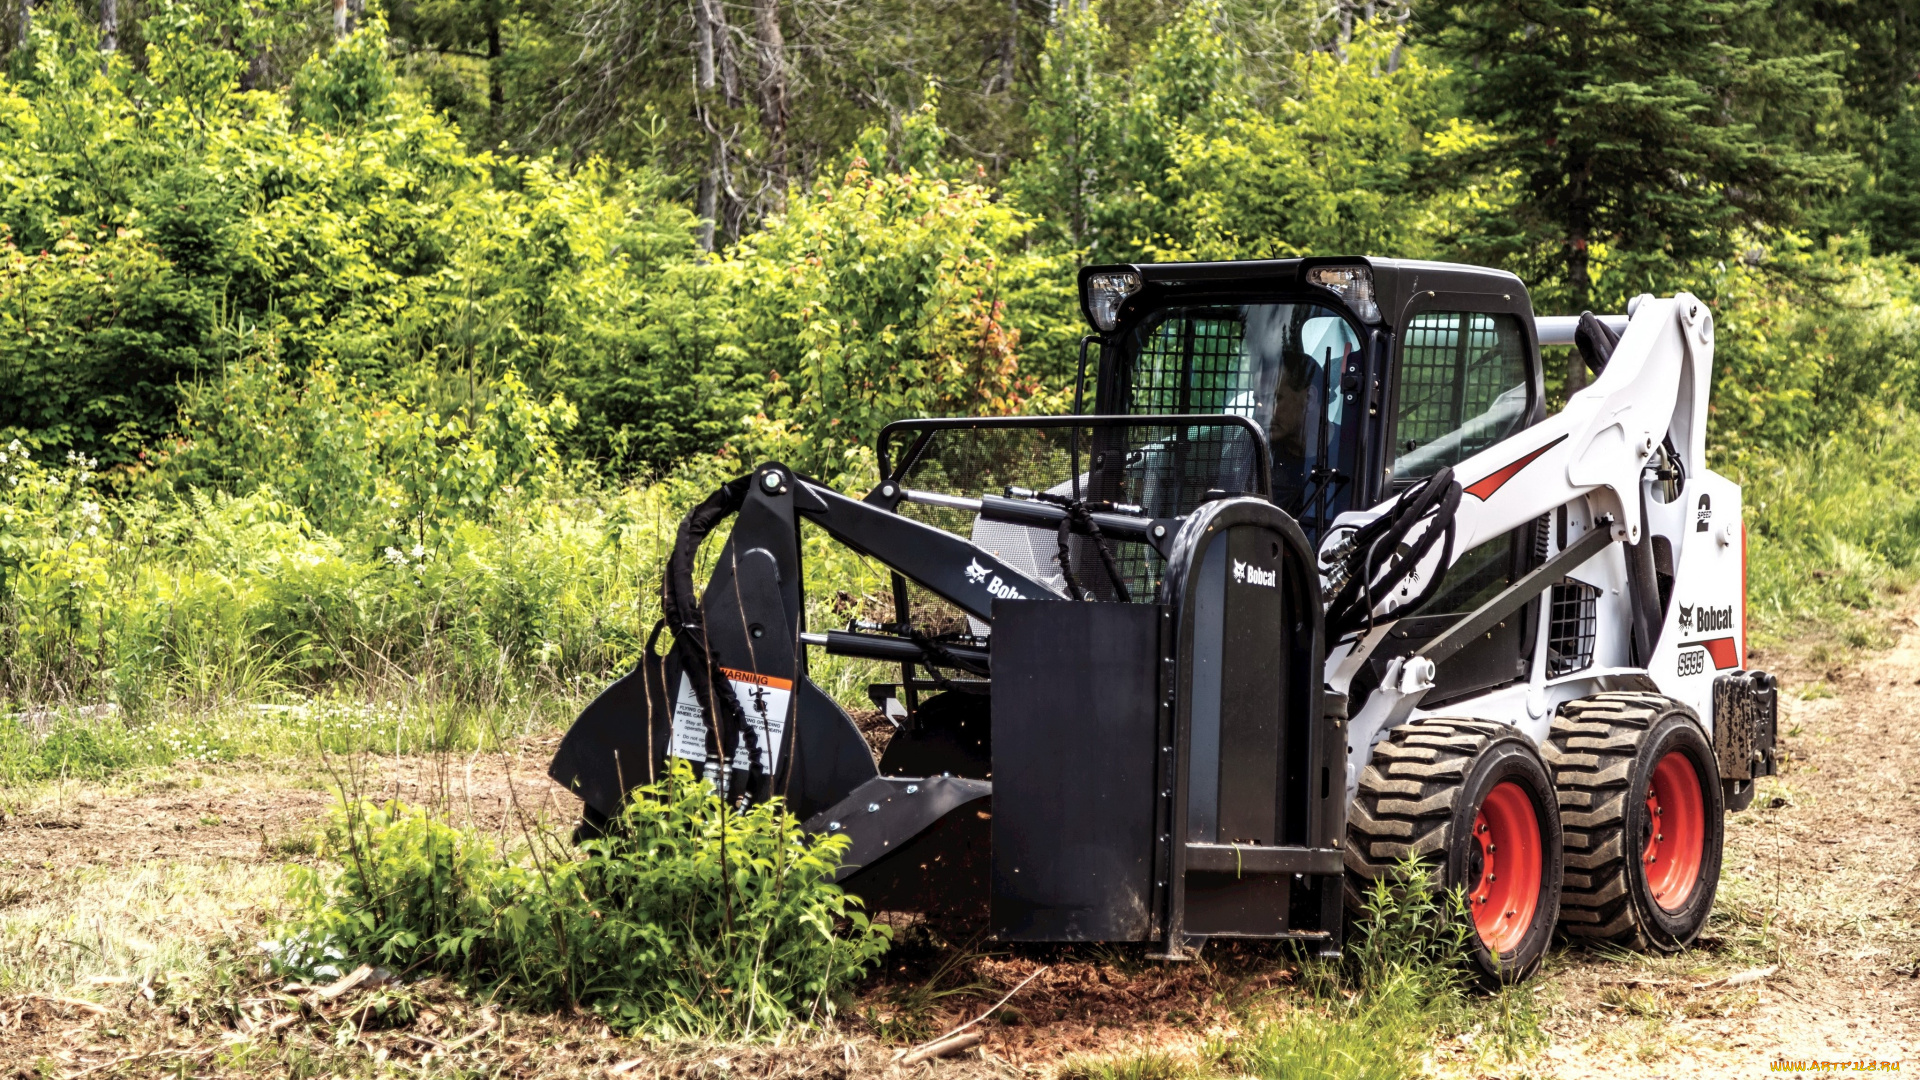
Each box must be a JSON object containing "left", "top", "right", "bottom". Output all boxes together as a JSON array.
[
  {"left": 1469, "top": 780, "right": 1543, "bottom": 955},
  {"left": 1643, "top": 750, "right": 1706, "bottom": 911}
]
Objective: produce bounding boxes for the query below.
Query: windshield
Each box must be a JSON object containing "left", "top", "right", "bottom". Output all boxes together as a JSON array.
[{"left": 1123, "top": 302, "right": 1363, "bottom": 524}]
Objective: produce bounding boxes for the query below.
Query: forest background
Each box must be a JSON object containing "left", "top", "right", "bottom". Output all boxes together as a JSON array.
[{"left": 0, "top": 0, "right": 1917, "bottom": 777}]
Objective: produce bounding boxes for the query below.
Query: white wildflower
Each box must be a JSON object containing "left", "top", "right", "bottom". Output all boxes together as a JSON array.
[{"left": 384, "top": 546, "right": 407, "bottom": 566}]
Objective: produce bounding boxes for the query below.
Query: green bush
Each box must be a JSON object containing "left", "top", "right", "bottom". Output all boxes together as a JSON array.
[{"left": 281, "top": 760, "right": 890, "bottom": 1037}]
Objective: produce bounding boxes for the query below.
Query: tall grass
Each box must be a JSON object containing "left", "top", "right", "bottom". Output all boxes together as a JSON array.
[
  {"left": 0, "top": 446, "right": 895, "bottom": 784},
  {"left": 1733, "top": 406, "right": 1920, "bottom": 649}
]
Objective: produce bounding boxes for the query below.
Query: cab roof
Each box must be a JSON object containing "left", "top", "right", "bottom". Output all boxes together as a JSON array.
[{"left": 1078, "top": 257, "right": 1533, "bottom": 333}]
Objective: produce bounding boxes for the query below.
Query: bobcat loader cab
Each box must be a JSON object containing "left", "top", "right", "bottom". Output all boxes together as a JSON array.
[{"left": 549, "top": 256, "right": 1777, "bottom": 983}]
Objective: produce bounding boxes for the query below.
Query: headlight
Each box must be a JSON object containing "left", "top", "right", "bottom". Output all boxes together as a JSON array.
[
  {"left": 1305, "top": 264, "right": 1381, "bottom": 322},
  {"left": 1084, "top": 271, "right": 1142, "bottom": 332}
]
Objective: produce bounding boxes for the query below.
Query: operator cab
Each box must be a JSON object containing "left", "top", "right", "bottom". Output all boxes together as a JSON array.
[{"left": 1079, "top": 258, "right": 1546, "bottom": 542}]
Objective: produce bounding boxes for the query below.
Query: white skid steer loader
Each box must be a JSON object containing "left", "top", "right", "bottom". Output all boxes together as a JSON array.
[{"left": 550, "top": 257, "right": 1776, "bottom": 983}]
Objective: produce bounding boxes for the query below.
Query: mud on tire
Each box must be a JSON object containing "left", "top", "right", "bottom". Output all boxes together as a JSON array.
[
  {"left": 1346, "top": 717, "right": 1564, "bottom": 983},
  {"left": 1546, "top": 692, "right": 1725, "bottom": 952}
]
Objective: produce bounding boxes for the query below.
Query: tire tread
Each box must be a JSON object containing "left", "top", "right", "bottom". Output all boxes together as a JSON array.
[{"left": 1547, "top": 692, "right": 1689, "bottom": 949}]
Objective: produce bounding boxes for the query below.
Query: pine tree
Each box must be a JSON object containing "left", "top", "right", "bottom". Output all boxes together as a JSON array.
[
  {"left": 1429, "top": 0, "right": 1851, "bottom": 337},
  {"left": 1858, "top": 90, "right": 1920, "bottom": 260}
]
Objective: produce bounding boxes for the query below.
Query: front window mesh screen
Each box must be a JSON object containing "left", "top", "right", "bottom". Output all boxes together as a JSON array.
[
  {"left": 1120, "top": 303, "right": 1363, "bottom": 529},
  {"left": 1388, "top": 312, "right": 1529, "bottom": 484},
  {"left": 1130, "top": 312, "right": 1258, "bottom": 417}
]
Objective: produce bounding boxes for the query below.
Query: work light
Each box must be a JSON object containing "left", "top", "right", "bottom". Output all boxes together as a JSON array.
[
  {"left": 1084, "top": 271, "right": 1143, "bottom": 331},
  {"left": 1305, "top": 264, "right": 1380, "bottom": 322}
]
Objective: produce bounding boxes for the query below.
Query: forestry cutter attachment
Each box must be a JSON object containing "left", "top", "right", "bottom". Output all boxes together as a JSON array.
[{"left": 551, "top": 257, "right": 1777, "bottom": 979}]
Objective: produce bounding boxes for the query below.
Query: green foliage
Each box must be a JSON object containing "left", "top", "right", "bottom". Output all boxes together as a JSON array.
[
  {"left": 0, "top": 229, "right": 212, "bottom": 464},
  {"left": 730, "top": 104, "right": 1074, "bottom": 477},
  {"left": 1217, "top": 868, "right": 1540, "bottom": 1077},
  {"left": 1156, "top": 23, "right": 1494, "bottom": 261},
  {"left": 283, "top": 760, "right": 889, "bottom": 1037},
  {"left": 1854, "top": 90, "right": 1920, "bottom": 261},
  {"left": 292, "top": 24, "right": 398, "bottom": 130},
  {"left": 0, "top": 433, "right": 715, "bottom": 707},
  {"left": 172, "top": 356, "right": 578, "bottom": 543},
  {"left": 1738, "top": 408, "right": 1920, "bottom": 644},
  {"left": 1013, "top": 4, "right": 1483, "bottom": 263},
  {"left": 1431, "top": 0, "right": 1854, "bottom": 310},
  {"left": 1708, "top": 237, "right": 1920, "bottom": 453}
]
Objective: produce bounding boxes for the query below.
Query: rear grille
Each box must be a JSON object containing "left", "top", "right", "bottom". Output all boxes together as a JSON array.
[{"left": 1546, "top": 579, "right": 1598, "bottom": 676}]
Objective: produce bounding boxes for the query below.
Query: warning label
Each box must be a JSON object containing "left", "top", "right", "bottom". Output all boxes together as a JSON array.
[{"left": 669, "top": 667, "right": 795, "bottom": 777}]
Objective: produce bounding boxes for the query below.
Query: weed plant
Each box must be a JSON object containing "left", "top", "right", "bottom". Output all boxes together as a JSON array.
[
  {"left": 279, "top": 759, "right": 890, "bottom": 1038},
  {"left": 1060, "top": 862, "right": 1545, "bottom": 1080}
]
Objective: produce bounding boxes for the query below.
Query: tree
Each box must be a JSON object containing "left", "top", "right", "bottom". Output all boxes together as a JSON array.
[
  {"left": 1857, "top": 91, "right": 1920, "bottom": 260},
  {"left": 1429, "top": 0, "right": 1851, "bottom": 386}
]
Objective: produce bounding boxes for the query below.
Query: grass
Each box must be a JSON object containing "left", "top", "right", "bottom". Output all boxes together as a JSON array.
[
  {"left": 1735, "top": 408, "right": 1920, "bottom": 652},
  {"left": 0, "top": 691, "right": 575, "bottom": 788},
  {"left": 0, "top": 859, "right": 288, "bottom": 995},
  {"left": 1054, "top": 870, "right": 1547, "bottom": 1080}
]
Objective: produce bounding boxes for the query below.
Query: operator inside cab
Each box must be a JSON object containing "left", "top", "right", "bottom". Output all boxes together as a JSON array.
[{"left": 1119, "top": 302, "right": 1361, "bottom": 526}]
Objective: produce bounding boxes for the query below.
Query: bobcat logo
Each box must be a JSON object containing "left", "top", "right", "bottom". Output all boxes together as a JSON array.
[
  {"left": 1233, "top": 558, "right": 1277, "bottom": 587},
  {"left": 965, "top": 559, "right": 990, "bottom": 584},
  {"left": 1678, "top": 604, "right": 1694, "bottom": 632}
]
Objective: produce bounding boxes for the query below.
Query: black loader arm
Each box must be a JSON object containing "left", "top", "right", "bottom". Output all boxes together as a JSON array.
[
  {"left": 791, "top": 478, "right": 1052, "bottom": 622},
  {"left": 548, "top": 463, "right": 1052, "bottom": 826}
]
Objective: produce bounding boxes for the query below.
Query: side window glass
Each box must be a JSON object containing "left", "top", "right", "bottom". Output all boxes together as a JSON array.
[{"left": 1389, "top": 311, "right": 1529, "bottom": 484}]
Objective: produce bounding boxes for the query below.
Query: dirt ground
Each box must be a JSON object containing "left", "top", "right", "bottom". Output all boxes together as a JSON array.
[{"left": 2, "top": 616, "right": 1918, "bottom": 1078}]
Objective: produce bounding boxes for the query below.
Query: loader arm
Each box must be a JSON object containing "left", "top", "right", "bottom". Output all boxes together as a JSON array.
[{"left": 789, "top": 475, "right": 1057, "bottom": 623}]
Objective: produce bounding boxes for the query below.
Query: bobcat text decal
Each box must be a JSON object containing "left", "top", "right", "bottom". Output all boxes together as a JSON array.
[
  {"left": 1678, "top": 603, "right": 1734, "bottom": 634},
  {"left": 1233, "top": 559, "right": 1277, "bottom": 587},
  {"left": 965, "top": 557, "right": 1027, "bottom": 600}
]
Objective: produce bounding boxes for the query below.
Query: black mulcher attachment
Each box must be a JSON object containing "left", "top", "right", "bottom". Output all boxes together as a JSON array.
[{"left": 549, "top": 415, "right": 1347, "bottom": 955}]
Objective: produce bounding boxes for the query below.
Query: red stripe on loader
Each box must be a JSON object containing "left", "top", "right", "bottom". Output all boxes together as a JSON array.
[
  {"left": 1463, "top": 434, "right": 1569, "bottom": 501},
  {"left": 1700, "top": 637, "right": 1740, "bottom": 669}
]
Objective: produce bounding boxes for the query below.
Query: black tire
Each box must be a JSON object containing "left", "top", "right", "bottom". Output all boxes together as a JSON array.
[
  {"left": 1346, "top": 717, "right": 1564, "bottom": 984},
  {"left": 1546, "top": 693, "right": 1725, "bottom": 951},
  {"left": 876, "top": 691, "right": 990, "bottom": 780}
]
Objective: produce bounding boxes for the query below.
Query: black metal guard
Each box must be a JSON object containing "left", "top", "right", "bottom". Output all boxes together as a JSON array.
[
  {"left": 878, "top": 413, "right": 1273, "bottom": 502},
  {"left": 877, "top": 414, "right": 1274, "bottom": 605}
]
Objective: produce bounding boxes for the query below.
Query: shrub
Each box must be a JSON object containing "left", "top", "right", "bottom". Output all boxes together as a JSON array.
[{"left": 281, "top": 759, "right": 890, "bottom": 1037}]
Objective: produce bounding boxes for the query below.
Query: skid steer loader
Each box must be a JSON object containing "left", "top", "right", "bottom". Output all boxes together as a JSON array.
[{"left": 549, "top": 257, "right": 1778, "bottom": 981}]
